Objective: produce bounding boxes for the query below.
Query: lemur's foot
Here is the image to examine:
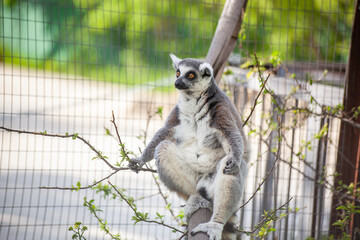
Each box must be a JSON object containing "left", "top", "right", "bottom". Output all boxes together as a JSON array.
[
  {"left": 184, "top": 194, "right": 212, "bottom": 219},
  {"left": 128, "top": 157, "right": 145, "bottom": 173},
  {"left": 191, "top": 221, "right": 223, "bottom": 240}
]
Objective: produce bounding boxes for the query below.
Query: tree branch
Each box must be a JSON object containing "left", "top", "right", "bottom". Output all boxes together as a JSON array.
[
  {"left": 0, "top": 126, "right": 120, "bottom": 171},
  {"left": 107, "top": 181, "right": 184, "bottom": 234},
  {"left": 236, "top": 197, "right": 293, "bottom": 235},
  {"left": 111, "top": 111, "right": 132, "bottom": 161},
  {"left": 152, "top": 173, "right": 181, "bottom": 224},
  {"left": 239, "top": 115, "right": 282, "bottom": 210},
  {"left": 177, "top": 230, "right": 189, "bottom": 240},
  {"left": 40, "top": 170, "right": 120, "bottom": 190},
  {"left": 0, "top": 124, "right": 157, "bottom": 190},
  {"left": 243, "top": 72, "right": 271, "bottom": 126}
]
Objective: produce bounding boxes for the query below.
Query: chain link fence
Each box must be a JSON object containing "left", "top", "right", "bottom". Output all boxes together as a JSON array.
[{"left": 0, "top": 0, "right": 356, "bottom": 239}]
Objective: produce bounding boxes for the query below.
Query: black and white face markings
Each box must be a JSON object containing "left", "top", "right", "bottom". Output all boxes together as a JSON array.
[
  {"left": 174, "top": 68, "right": 198, "bottom": 90},
  {"left": 170, "top": 54, "right": 213, "bottom": 92}
]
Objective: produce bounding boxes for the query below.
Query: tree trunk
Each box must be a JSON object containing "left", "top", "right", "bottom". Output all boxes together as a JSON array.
[
  {"left": 331, "top": 1, "right": 360, "bottom": 239},
  {"left": 188, "top": 209, "right": 213, "bottom": 240},
  {"left": 206, "top": 0, "right": 248, "bottom": 82}
]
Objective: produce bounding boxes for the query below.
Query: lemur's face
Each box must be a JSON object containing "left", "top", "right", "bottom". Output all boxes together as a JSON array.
[{"left": 170, "top": 54, "right": 213, "bottom": 93}]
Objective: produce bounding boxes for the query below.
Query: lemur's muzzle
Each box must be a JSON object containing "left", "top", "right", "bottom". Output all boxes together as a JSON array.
[{"left": 175, "top": 78, "right": 188, "bottom": 90}]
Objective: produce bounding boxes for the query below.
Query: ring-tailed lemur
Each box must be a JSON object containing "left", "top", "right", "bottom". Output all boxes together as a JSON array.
[{"left": 129, "top": 54, "right": 249, "bottom": 240}]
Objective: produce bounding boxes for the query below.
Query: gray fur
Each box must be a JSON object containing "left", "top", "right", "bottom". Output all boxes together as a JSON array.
[
  {"left": 129, "top": 54, "right": 249, "bottom": 240},
  {"left": 179, "top": 58, "right": 202, "bottom": 69},
  {"left": 203, "top": 133, "right": 222, "bottom": 149},
  {"left": 128, "top": 106, "right": 180, "bottom": 172}
]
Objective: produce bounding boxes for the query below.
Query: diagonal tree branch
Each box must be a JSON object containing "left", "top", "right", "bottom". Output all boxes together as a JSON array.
[
  {"left": 0, "top": 126, "right": 119, "bottom": 171},
  {"left": 236, "top": 197, "right": 293, "bottom": 235},
  {"left": 243, "top": 72, "right": 271, "bottom": 127},
  {"left": 0, "top": 123, "right": 157, "bottom": 190},
  {"left": 239, "top": 116, "right": 282, "bottom": 210},
  {"left": 108, "top": 181, "right": 184, "bottom": 234}
]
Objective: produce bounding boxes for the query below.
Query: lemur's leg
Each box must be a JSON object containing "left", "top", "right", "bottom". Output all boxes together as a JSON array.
[
  {"left": 191, "top": 158, "right": 248, "bottom": 240},
  {"left": 155, "top": 140, "right": 197, "bottom": 199},
  {"left": 222, "top": 214, "right": 238, "bottom": 240}
]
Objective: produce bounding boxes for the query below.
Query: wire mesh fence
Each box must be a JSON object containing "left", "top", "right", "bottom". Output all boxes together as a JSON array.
[{"left": 0, "top": 0, "right": 356, "bottom": 239}]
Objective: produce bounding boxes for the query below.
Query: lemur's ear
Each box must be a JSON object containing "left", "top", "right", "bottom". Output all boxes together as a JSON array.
[
  {"left": 199, "top": 62, "right": 213, "bottom": 77},
  {"left": 170, "top": 53, "right": 182, "bottom": 69}
]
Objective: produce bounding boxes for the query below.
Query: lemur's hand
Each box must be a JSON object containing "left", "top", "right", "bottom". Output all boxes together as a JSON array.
[
  {"left": 223, "top": 156, "right": 239, "bottom": 175},
  {"left": 128, "top": 157, "right": 145, "bottom": 173}
]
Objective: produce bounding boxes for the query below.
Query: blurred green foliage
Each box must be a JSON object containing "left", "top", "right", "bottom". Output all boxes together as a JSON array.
[
  {"left": 0, "top": 0, "right": 354, "bottom": 84},
  {"left": 1, "top": 0, "right": 222, "bottom": 84},
  {"left": 242, "top": 0, "right": 354, "bottom": 63}
]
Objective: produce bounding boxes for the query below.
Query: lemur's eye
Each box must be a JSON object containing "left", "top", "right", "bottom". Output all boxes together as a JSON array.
[
  {"left": 176, "top": 71, "right": 180, "bottom": 77},
  {"left": 188, "top": 73, "right": 195, "bottom": 79}
]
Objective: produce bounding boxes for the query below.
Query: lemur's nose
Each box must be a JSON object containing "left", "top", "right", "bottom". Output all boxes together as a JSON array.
[
  {"left": 175, "top": 79, "right": 187, "bottom": 90},
  {"left": 175, "top": 80, "right": 181, "bottom": 88}
]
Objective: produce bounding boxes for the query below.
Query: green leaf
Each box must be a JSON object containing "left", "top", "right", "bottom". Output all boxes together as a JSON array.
[
  {"left": 223, "top": 69, "right": 234, "bottom": 75},
  {"left": 332, "top": 220, "right": 343, "bottom": 226},
  {"left": 76, "top": 181, "right": 81, "bottom": 191},
  {"left": 314, "top": 123, "right": 328, "bottom": 139},
  {"left": 155, "top": 106, "right": 164, "bottom": 120},
  {"left": 336, "top": 206, "right": 348, "bottom": 210},
  {"left": 72, "top": 133, "right": 78, "bottom": 140}
]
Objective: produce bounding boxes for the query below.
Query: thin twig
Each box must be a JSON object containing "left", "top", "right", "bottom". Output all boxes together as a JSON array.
[
  {"left": 40, "top": 170, "right": 120, "bottom": 190},
  {"left": 152, "top": 173, "right": 181, "bottom": 224},
  {"left": 253, "top": 52, "right": 281, "bottom": 110},
  {"left": 280, "top": 132, "right": 317, "bottom": 172},
  {"left": 134, "top": 192, "right": 161, "bottom": 201},
  {"left": 111, "top": 111, "right": 131, "bottom": 161},
  {"left": 108, "top": 181, "right": 184, "bottom": 234},
  {"left": 0, "top": 126, "right": 157, "bottom": 176},
  {"left": 243, "top": 72, "right": 271, "bottom": 126},
  {"left": 277, "top": 158, "right": 316, "bottom": 181},
  {"left": 285, "top": 107, "right": 360, "bottom": 130},
  {"left": 236, "top": 197, "right": 293, "bottom": 235},
  {"left": 289, "top": 72, "right": 360, "bottom": 129},
  {"left": 239, "top": 116, "right": 282, "bottom": 210},
  {"left": 177, "top": 230, "right": 188, "bottom": 240},
  {"left": 84, "top": 198, "right": 120, "bottom": 239},
  {"left": 0, "top": 126, "right": 119, "bottom": 171},
  {"left": 111, "top": 111, "right": 157, "bottom": 173}
]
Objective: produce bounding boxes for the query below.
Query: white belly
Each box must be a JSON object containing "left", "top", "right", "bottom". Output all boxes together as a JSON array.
[{"left": 174, "top": 114, "right": 226, "bottom": 172}]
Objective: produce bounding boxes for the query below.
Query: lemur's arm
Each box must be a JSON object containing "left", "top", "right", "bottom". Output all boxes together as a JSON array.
[
  {"left": 211, "top": 105, "right": 246, "bottom": 175},
  {"left": 128, "top": 106, "right": 180, "bottom": 173}
]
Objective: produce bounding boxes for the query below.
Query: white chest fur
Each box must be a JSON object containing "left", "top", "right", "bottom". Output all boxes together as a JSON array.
[{"left": 174, "top": 94, "right": 225, "bottom": 170}]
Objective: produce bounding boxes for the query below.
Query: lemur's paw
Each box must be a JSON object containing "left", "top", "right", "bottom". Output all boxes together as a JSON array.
[
  {"left": 128, "top": 157, "right": 145, "bottom": 173},
  {"left": 185, "top": 194, "right": 212, "bottom": 219},
  {"left": 191, "top": 221, "right": 223, "bottom": 240},
  {"left": 223, "top": 158, "right": 239, "bottom": 175}
]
